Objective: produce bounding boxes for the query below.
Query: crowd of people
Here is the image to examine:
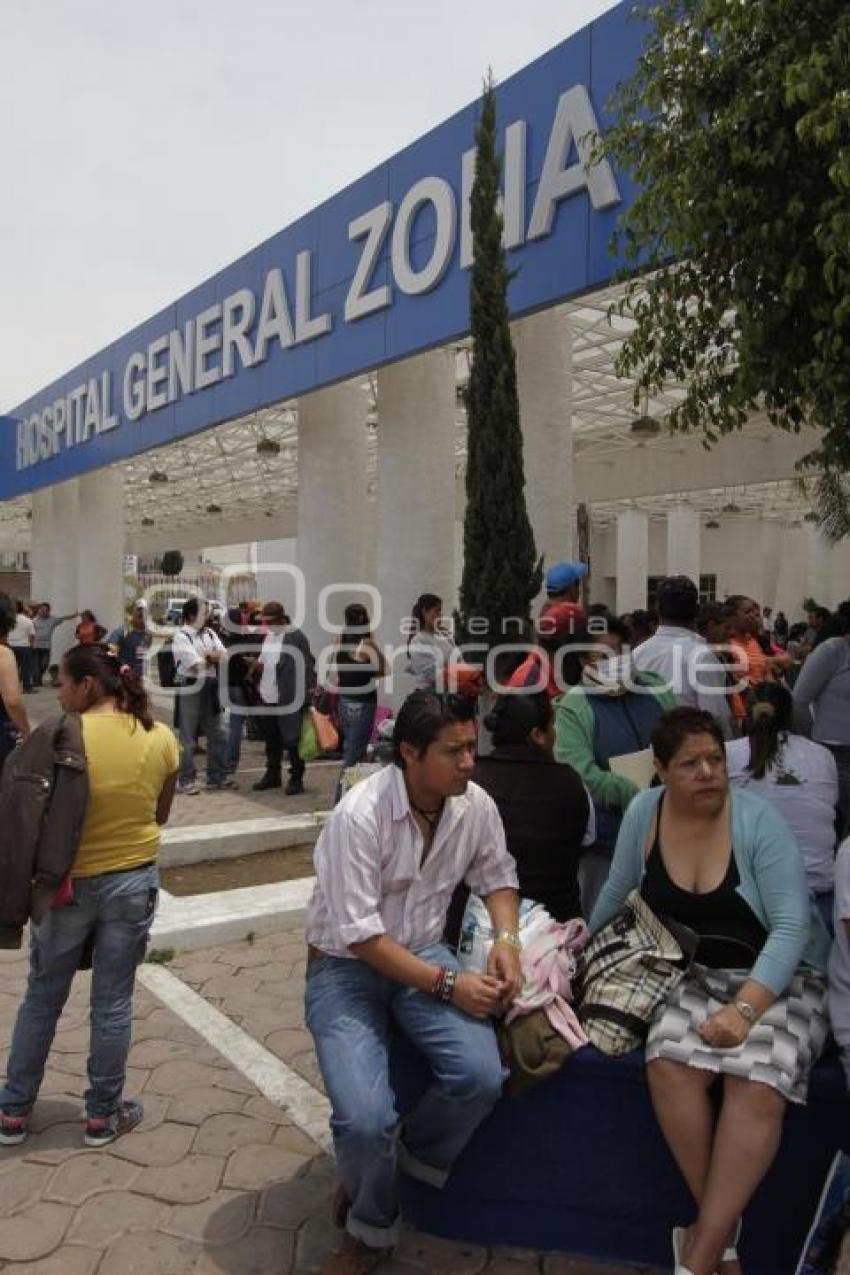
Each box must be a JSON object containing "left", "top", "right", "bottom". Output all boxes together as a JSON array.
[
  {"left": 1, "top": 571, "right": 850, "bottom": 1275},
  {"left": 302, "top": 568, "right": 850, "bottom": 1275}
]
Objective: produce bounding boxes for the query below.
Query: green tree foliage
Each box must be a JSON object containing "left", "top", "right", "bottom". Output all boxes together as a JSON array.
[
  {"left": 160, "top": 550, "right": 184, "bottom": 577},
  {"left": 599, "top": 1, "right": 850, "bottom": 479},
  {"left": 457, "top": 77, "right": 542, "bottom": 648}
]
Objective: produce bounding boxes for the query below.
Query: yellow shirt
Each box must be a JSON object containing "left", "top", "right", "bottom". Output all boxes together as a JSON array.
[{"left": 72, "top": 715, "right": 180, "bottom": 878}]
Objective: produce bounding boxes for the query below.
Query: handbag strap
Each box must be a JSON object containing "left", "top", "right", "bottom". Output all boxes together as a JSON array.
[{"left": 577, "top": 1002, "right": 649, "bottom": 1036}]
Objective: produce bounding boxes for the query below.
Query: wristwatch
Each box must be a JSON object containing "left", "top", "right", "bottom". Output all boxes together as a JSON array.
[
  {"left": 731, "top": 999, "right": 757, "bottom": 1024},
  {"left": 493, "top": 930, "right": 522, "bottom": 951}
]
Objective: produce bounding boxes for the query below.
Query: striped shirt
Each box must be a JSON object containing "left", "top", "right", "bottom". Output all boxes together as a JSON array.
[{"left": 305, "top": 764, "right": 518, "bottom": 958}]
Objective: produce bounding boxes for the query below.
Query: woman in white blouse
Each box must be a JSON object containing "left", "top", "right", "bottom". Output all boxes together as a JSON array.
[
  {"left": 405, "top": 593, "right": 460, "bottom": 692},
  {"left": 726, "top": 681, "right": 839, "bottom": 928}
]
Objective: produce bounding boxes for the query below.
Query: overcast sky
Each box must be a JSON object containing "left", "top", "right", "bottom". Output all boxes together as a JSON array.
[{"left": 0, "top": 0, "right": 620, "bottom": 412}]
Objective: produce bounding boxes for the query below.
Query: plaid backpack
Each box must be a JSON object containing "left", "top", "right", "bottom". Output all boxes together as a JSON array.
[{"left": 576, "top": 890, "right": 698, "bottom": 1055}]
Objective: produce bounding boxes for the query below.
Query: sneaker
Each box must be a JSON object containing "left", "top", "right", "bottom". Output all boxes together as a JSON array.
[
  {"left": 204, "top": 778, "right": 237, "bottom": 791},
  {"left": 84, "top": 1099, "right": 143, "bottom": 1147},
  {"left": 177, "top": 782, "right": 200, "bottom": 796},
  {"left": 0, "top": 1108, "right": 31, "bottom": 1146},
  {"left": 285, "top": 777, "right": 305, "bottom": 796}
]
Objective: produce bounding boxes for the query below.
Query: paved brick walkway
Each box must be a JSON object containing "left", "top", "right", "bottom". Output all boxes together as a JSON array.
[{"left": 1, "top": 931, "right": 663, "bottom": 1273}]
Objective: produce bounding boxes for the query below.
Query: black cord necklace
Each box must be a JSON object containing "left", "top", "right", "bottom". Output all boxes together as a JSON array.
[{"left": 410, "top": 798, "right": 445, "bottom": 829}]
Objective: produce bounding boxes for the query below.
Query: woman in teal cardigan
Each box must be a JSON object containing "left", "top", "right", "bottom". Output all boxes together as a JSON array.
[{"left": 591, "top": 707, "right": 830, "bottom": 1275}]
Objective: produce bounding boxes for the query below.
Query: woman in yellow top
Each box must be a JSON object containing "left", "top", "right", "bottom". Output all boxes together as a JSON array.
[{"left": 0, "top": 645, "right": 179, "bottom": 1149}]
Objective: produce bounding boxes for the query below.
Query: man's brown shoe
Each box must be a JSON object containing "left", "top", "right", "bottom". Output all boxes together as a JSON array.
[
  {"left": 331, "top": 1182, "right": 351, "bottom": 1229},
  {"left": 321, "top": 1231, "right": 388, "bottom": 1274}
]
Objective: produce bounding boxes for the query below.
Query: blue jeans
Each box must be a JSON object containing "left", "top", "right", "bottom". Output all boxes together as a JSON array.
[
  {"left": 0, "top": 864, "right": 158, "bottom": 1118},
  {"left": 339, "top": 698, "right": 376, "bottom": 769},
  {"left": 816, "top": 890, "right": 834, "bottom": 936},
  {"left": 335, "top": 697, "right": 376, "bottom": 802},
  {"left": 304, "top": 942, "right": 504, "bottom": 1249},
  {"left": 178, "top": 681, "right": 227, "bottom": 786}
]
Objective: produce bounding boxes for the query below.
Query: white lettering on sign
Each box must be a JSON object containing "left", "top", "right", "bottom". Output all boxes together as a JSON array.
[
  {"left": 15, "top": 81, "right": 620, "bottom": 471},
  {"left": 391, "top": 176, "right": 457, "bottom": 296},
  {"left": 294, "top": 251, "right": 332, "bottom": 344},
  {"left": 345, "top": 202, "right": 393, "bottom": 322},
  {"left": 124, "top": 354, "right": 147, "bottom": 422},
  {"left": 168, "top": 320, "right": 195, "bottom": 401},
  {"left": 222, "top": 288, "right": 257, "bottom": 377},
  {"left": 527, "top": 85, "right": 620, "bottom": 239},
  {"left": 459, "top": 120, "right": 527, "bottom": 270},
  {"left": 254, "top": 268, "right": 295, "bottom": 360}
]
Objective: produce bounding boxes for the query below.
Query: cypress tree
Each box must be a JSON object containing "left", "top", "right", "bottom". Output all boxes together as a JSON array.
[{"left": 457, "top": 76, "right": 541, "bottom": 651}]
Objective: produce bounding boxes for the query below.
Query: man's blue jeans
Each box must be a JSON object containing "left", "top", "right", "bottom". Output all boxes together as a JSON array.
[
  {"left": 304, "top": 942, "right": 504, "bottom": 1249},
  {"left": 0, "top": 864, "right": 158, "bottom": 1118}
]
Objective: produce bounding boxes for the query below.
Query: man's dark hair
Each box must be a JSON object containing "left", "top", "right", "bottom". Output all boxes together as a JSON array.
[
  {"left": 393, "top": 690, "right": 476, "bottom": 768},
  {"left": 651, "top": 706, "right": 726, "bottom": 767},
  {"left": 182, "top": 597, "right": 201, "bottom": 624},
  {"left": 656, "top": 575, "right": 699, "bottom": 626}
]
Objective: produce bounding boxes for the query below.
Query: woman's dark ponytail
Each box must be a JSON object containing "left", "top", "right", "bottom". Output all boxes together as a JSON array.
[
  {"left": 407, "top": 593, "right": 442, "bottom": 652},
  {"left": 62, "top": 645, "right": 154, "bottom": 731},
  {"left": 746, "top": 682, "right": 792, "bottom": 779}
]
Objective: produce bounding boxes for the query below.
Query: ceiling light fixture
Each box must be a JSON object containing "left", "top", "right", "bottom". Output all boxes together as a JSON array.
[
  {"left": 148, "top": 470, "right": 168, "bottom": 484},
  {"left": 141, "top": 517, "right": 154, "bottom": 527},
  {"left": 705, "top": 518, "right": 720, "bottom": 529},
  {"left": 629, "top": 387, "right": 662, "bottom": 439},
  {"left": 255, "top": 438, "right": 281, "bottom": 457},
  {"left": 206, "top": 503, "right": 222, "bottom": 514}
]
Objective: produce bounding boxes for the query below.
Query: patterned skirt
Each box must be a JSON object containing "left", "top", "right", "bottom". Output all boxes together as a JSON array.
[{"left": 646, "top": 965, "right": 829, "bottom": 1105}]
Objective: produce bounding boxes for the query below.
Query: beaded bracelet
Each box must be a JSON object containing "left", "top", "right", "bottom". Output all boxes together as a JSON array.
[{"left": 431, "top": 965, "right": 457, "bottom": 1003}]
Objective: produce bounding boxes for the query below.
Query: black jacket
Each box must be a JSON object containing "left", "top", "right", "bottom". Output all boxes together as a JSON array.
[
  {"left": 0, "top": 712, "right": 89, "bottom": 948},
  {"left": 270, "top": 627, "right": 316, "bottom": 748},
  {"left": 473, "top": 745, "right": 590, "bottom": 922}
]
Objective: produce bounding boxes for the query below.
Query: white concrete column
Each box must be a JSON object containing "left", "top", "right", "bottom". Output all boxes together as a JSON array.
[
  {"left": 616, "top": 509, "right": 649, "bottom": 614},
  {"left": 513, "top": 306, "right": 574, "bottom": 569},
  {"left": 49, "top": 479, "right": 80, "bottom": 663},
  {"left": 29, "top": 488, "right": 54, "bottom": 603},
  {"left": 759, "top": 520, "right": 783, "bottom": 611},
  {"left": 76, "top": 468, "right": 125, "bottom": 634},
  {"left": 804, "top": 521, "right": 832, "bottom": 609},
  {"left": 375, "top": 348, "right": 457, "bottom": 698},
  {"left": 254, "top": 537, "right": 297, "bottom": 607},
  {"left": 666, "top": 504, "right": 701, "bottom": 583},
  {"left": 297, "top": 379, "right": 369, "bottom": 658}
]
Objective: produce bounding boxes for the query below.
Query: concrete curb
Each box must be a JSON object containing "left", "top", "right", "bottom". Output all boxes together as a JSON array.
[
  {"left": 159, "top": 813, "right": 326, "bottom": 867},
  {"left": 150, "top": 876, "right": 315, "bottom": 951}
]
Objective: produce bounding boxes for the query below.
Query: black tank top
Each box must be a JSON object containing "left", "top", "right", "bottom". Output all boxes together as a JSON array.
[
  {"left": 331, "top": 648, "right": 378, "bottom": 701},
  {"left": 641, "top": 796, "right": 767, "bottom": 969}
]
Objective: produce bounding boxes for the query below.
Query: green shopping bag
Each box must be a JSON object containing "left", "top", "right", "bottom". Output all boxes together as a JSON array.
[{"left": 298, "top": 712, "right": 321, "bottom": 761}]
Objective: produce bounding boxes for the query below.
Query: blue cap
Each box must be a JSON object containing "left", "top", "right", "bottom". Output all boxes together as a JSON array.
[{"left": 545, "top": 561, "right": 588, "bottom": 594}]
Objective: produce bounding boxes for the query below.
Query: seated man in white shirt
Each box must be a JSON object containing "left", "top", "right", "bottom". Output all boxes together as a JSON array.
[
  {"left": 634, "top": 575, "right": 734, "bottom": 739},
  {"left": 171, "top": 597, "right": 233, "bottom": 795},
  {"left": 305, "top": 691, "right": 521, "bottom": 1275}
]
